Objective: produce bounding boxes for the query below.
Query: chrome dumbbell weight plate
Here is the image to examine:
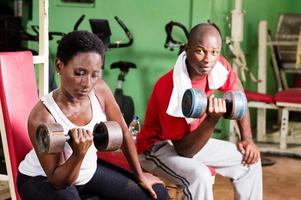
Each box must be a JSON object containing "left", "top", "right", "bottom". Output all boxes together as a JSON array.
[
  {"left": 182, "top": 88, "right": 207, "bottom": 118},
  {"left": 36, "top": 123, "right": 68, "bottom": 153},
  {"left": 223, "top": 91, "right": 247, "bottom": 120},
  {"left": 93, "top": 121, "right": 123, "bottom": 151}
]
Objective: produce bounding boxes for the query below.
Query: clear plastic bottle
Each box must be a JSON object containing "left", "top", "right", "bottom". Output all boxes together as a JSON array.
[{"left": 128, "top": 115, "right": 140, "bottom": 138}]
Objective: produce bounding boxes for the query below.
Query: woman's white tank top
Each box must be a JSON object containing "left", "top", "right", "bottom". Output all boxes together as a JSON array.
[{"left": 18, "top": 90, "right": 106, "bottom": 185}]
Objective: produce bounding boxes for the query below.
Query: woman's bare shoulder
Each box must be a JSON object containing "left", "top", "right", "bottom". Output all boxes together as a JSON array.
[
  {"left": 28, "top": 100, "right": 55, "bottom": 127},
  {"left": 94, "top": 79, "right": 111, "bottom": 93},
  {"left": 93, "top": 79, "right": 118, "bottom": 115},
  {"left": 94, "top": 78, "right": 114, "bottom": 99}
]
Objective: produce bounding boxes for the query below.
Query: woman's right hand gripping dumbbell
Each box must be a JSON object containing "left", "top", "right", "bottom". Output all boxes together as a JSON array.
[
  {"left": 68, "top": 128, "right": 93, "bottom": 157},
  {"left": 206, "top": 94, "right": 226, "bottom": 120}
]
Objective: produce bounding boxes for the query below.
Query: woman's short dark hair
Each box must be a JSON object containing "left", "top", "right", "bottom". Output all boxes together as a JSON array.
[{"left": 56, "top": 30, "right": 105, "bottom": 65}]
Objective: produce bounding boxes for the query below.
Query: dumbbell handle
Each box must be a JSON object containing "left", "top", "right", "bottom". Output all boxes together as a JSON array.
[{"left": 36, "top": 121, "right": 123, "bottom": 153}]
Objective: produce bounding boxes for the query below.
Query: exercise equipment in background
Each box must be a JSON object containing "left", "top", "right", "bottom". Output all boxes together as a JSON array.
[
  {"left": 0, "top": 51, "right": 38, "bottom": 200},
  {"left": 226, "top": 0, "right": 260, "bottom": 84},
  {"left": 245, "top": 15, "right": 301, "bottom": 155},
  {"left": 90, "top": 16, "right": 133, "bottom": 49},
  {"left": 267, "top": 13, "right": 301, "bottom": 90},
  {"left": 164, "top": 21, "right": 189, "bottom": 55},
  {"left": 89, "top": 16, "right": 136, "bottom": 126},
  {"left": 110, "top": 61, "right": 136, "bottom": 126}
]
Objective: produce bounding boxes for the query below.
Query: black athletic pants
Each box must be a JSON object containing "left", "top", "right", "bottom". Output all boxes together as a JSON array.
[{"left": 17, "top": 159, "right": 168, "bottom": 200}]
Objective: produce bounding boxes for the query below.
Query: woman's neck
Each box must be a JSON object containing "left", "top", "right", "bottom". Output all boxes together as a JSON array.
[{"left": 53, "top": 89, "right": 92, "bottom": 126}]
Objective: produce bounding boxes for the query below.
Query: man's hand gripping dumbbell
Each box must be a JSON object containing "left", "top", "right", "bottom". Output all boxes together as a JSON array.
[
  {"left": 182, "top": 88, "right": 247, "bottom": 119},
  {"left": 36, "top": 121, "right": 123, "bottom": 153}
]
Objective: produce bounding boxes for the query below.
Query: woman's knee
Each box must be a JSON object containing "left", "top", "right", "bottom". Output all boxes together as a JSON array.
[
  {"left": 18, "top": 182, "right": 81, "bottom": 200},
  {"left": 51, "top": 186, "right": 81, "bottom": 200},
  {"left": 152, "top": 183, "right": 169, "bottom": 200}
]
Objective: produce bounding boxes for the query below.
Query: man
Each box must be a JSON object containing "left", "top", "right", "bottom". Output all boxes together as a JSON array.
[{"left": 136, "top": 23, "right": 262, "bottom": 200}]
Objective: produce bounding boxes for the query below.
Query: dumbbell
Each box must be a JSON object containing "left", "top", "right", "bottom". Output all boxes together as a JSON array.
[
  {"left": 36, "top": 121, "right": 123, "bottom": 153},
  {"left": 181, "top": 88, "right": 247, "bottom": 119}
]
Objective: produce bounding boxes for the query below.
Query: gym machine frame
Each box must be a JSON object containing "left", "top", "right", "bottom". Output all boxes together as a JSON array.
[{"left": 251, "top": 21, "right": 301, "bottom": 151}]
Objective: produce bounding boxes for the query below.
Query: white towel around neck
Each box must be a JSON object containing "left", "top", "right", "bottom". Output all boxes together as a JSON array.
[{"left": 166, "top": 51, "right": 229, "bottom": 124}]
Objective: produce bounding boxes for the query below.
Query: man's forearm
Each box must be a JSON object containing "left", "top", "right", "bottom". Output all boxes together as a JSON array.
[
  {"left": 237, "top": 109, "right": 253, "bottom": 141},
  {"left": 173, "top": 116, "right": 219, "bottom": 157}
]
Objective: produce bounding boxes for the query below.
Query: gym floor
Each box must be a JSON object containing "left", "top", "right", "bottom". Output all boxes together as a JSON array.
[{"left": 213, "top": 153, "right": 301, "bottom": 200}]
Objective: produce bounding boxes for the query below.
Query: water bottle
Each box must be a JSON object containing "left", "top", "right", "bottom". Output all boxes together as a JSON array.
[{"left": 129, "top": 115, "right": 140, "bottom": 138}]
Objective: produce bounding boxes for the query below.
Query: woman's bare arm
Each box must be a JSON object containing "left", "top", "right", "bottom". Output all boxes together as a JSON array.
[{"left": 28, "top": 102, "right": 90, "bottom": 189}]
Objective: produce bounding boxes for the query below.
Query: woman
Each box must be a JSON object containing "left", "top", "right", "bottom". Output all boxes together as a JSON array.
[{"left": 17, "top": 30, "right": 167, "bottom": 200}]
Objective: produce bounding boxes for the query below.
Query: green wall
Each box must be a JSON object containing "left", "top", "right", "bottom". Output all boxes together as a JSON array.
[{"left": 27, "top": 0, "right": 301, "bottom": 138}]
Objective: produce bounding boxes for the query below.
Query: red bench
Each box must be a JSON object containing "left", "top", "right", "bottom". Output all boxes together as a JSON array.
[{"left": 245, "top": 89, "right": 301, "bottom": 149}]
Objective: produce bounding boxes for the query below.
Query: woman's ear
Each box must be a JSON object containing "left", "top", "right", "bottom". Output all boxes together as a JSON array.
[
  {"left": 183, "top": 44, "right": 189, "bottom": 53},
  {"left": 55, "top": 58, "right": 63, "bottom": 75},
  {"left": 184, "top": 43, "right": 188, "bottom": 50}
]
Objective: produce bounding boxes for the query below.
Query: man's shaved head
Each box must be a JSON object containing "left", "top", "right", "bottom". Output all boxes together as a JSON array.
[{"left": 188, "top": 23, "right": 222, "bottom": 47}]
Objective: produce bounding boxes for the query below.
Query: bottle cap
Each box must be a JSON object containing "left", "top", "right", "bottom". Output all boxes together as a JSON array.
[{"left": 132, "top": 114, "right": 139, "bottom": 120}]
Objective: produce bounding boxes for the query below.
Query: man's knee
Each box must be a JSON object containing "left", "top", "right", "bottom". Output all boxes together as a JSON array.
[
  {"left": 251, "top": 158, "right": 263, "bottom": 177},
  {"left": 189, "top": 167, "right": 213, "bottom": 184}
]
